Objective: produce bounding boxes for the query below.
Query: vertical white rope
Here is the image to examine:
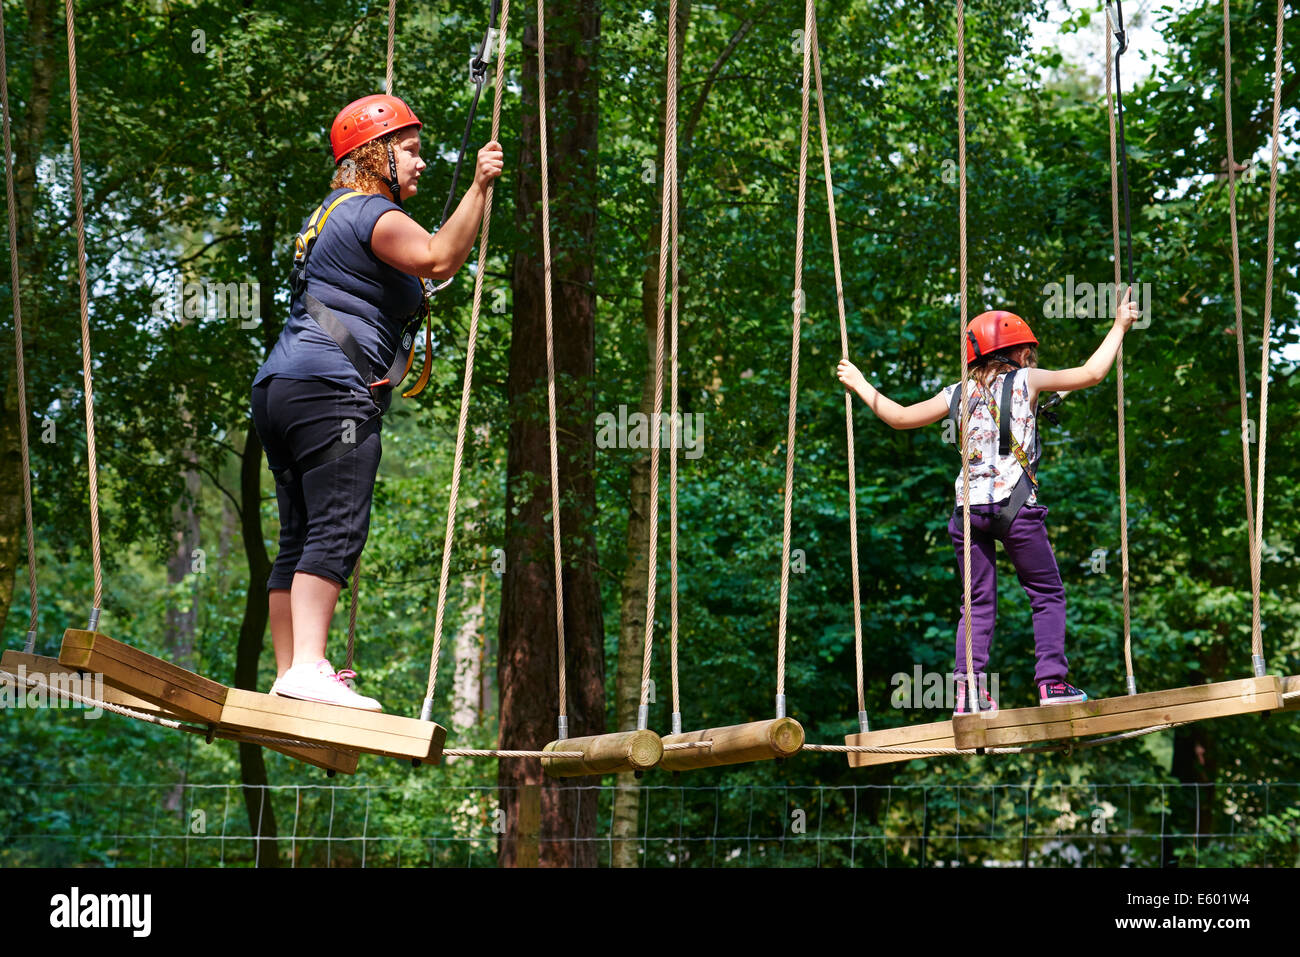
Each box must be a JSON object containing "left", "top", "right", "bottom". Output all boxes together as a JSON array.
[
  {"left": 808, "top": 14, "right": 864, "bottom": 719},
  {"left": 956, "top": 0, "right": 974, "bottom": 692},
  {"left": 1251, "top": 0, "right": 1284, "bottom": 670},
  {"left": 776, "top": 0, "right": 814, "bottom": 716},
  {"left": 386, "top": 0, "right": 397, "bottom": 96},
  {"left": 669, "top": 62, "right": 682, "bottom": 725},
  {"left": 1107, "top": 7, "right": 1135, "bottom": 692},
  {"left": 1220, "top": 0, "right": 1260, "bottom": 666},
  {"left": 642, "top": 0, "right": 678, "bottom": 723},
  {"left": 537, "top": 0, "right": 568, "bottom": 732},
  {"left": 424, "top": 0, "right": 511, "bottom": 716},
  {"left": 64, "top": 0, "right": 105, "bottom": 627}
]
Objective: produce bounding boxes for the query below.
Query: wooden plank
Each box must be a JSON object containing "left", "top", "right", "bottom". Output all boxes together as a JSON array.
[
  {"left": 1281, "top": 675, "right": 1300, "bottom": 712},
  {"left": 2, "top": 651, "right": 178, "bottom": 716},
  {"left": 3, "top": 651, "right": 358, "bottom": 774},
  {"left": 660, "top": 718, "right": 804, "bottom": 772},
  {"left": 58, "top": 629, "right": 227, "bottom": 724},
  {"left": 218, "top": 731, "right": 360, "bottom": 776},
  {"left": 952, "top": 677, "right": 1284, "bottom": 750},
  {"left": 844, "top": 719, "right": 958, "bottom": 768},
  {"left": 220, "top": 688, "right": 446, "bottom": 763}
]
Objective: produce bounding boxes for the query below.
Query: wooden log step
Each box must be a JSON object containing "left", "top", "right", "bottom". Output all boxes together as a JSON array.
[
  {"left": 3, "top": 651, "right": 357, "bottom": 775},
  {"left": 58, "top": 629, "right": 228, "bottom": 724},
  {"left": 951, "top": 676, "right": 1285, "bottom": 750},
  {"left": 844, "top": 718, "right": 958, "bottom": 768},
  {"left": 541, "top": 730, "right": 663, "bottom": 777},
  {"left": 220, "top": 688, "right": 446, "bottom": 764},
  {"left": 660, "top": 718, "right": 804, "bottom": 772}
]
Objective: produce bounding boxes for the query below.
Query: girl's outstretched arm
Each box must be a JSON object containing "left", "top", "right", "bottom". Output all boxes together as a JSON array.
[
  {"left": 837, "top": 359, "right": 949, "bottom": 430},
  {"left": 1027, "top": 286, "right": 1142, "bottom": 399}
]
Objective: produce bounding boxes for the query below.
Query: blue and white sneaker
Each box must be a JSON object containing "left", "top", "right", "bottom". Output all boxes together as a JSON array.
[{"left": 1039, "top": 680, "right": 1088, "bottom": 706}]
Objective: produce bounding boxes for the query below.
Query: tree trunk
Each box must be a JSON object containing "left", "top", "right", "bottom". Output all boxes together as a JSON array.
[
  {"left": 498, "top": 0, "right": 603, "bottom": 869},
  {"left": 230, "top": 206, "right": 282, "bottom": 867},
  {"left": 451, "top": 503, "right": 484, "bottom": 732},
  {"left": 0, "top": 0, "right": 58, "bottom": 638},
  {"left": 165, "top": 449, "right": 200, "bottom": 671},
  {"left": 234, "top": 422, "right": 279, "bottom": 866}
]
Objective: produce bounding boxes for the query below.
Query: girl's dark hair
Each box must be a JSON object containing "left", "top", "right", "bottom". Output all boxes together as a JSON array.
[{"left": 971, "top": 344, "right": 1037, "bottom": 387}]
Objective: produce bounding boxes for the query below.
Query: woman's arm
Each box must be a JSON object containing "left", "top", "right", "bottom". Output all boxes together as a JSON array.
[
  {"left": 370, "top": 141, "right": 505, "bottom": 279},
  {"left": 1027, "top": 287, "right": 1141, "bottom": 399},
  {"left": 837, "top": 359, "right": 950, "bottom": 430}
]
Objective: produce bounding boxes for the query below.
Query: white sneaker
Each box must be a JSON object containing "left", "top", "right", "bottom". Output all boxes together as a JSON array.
[{"left": 272, "top": 659, "right": 383, "bottom": 712}]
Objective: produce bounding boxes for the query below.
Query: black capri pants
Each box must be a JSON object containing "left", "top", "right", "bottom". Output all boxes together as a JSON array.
[{"left": 251, "top": 376, "right": 383, "bottom": 590}]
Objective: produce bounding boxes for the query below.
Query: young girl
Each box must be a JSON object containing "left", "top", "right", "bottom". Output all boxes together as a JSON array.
[{"left": 837, "top": 291, "right": 1140, "bottom": 713}]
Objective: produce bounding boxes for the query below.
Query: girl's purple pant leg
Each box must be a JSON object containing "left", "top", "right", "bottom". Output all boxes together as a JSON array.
[{"left": 949, "top": 503, "right": 1069, "bottom": 686}]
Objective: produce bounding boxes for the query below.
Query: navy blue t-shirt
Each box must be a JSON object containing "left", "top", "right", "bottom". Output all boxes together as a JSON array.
[{"left": 255, "top": 188, "right": 424, "bottom": 393}]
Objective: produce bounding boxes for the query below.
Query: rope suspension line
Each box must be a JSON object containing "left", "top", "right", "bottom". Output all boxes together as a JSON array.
[
  {"left": 0, "top": 0, "right": 39, "bottom": 653},
  {"left": 1105, "top": 1, "right": 1136, "bottom": 695},
  {"left": 63, "top": 0, "right": 105, "bottom": 631},
  {"left": 536, "top": 0, "right": 569, "bottom": 740},
  {"left": 1221, "top": 0, "right": 1259, "bottom": 670},
  {"left": 1250, "top": 0, "right": 1283, "bottom": 676},
  {"left": 956, "top": 0, "right": 975, "bottom": 698},
  {"left": 775, "top": 0, "right": 814, "bottom": 723},
  {"left": 1221, "top": 0, "right": 1283, "bottom": 676},
  {"left": 641, "top": 0, "right": 678, "bottom": 731},
  {"left": 344, "top": 557, "right": 360, "bottom": 671},
  {"left": 668, "top": 76, "right": 682, "bottom": 735},
  {"left": 805, "top": 9, "right": 866, "bottom": 731},
  {"left": 386, "top": 0, "right": 397, "bottom": 96},
  {"left": 422, "top": 0, "right": 511, "bottom": 722}
]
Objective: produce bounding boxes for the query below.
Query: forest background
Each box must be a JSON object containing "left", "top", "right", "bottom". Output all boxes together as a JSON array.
[{"left": 1, "top": 0, "right": 1298, "bottom": 867}]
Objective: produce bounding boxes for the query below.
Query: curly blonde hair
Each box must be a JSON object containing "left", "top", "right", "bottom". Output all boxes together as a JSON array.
[{"left": 331, "top": 133, "right": 398, "bottom": 196}]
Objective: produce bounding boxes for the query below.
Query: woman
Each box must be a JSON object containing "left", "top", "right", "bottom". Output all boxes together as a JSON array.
[{"left": 252, "top": 94, "right": 504, "bottom": 711}]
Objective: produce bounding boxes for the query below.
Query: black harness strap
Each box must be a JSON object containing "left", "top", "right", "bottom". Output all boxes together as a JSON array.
[
  {"left": 947, "top": 369, "right": 1041, "bottom": 538},
  {"left": 272, "top": 414, "right": 383, "bottom": 486},
  {"left": 998, "top": 368, "right": 1015, "bottom": 458}
]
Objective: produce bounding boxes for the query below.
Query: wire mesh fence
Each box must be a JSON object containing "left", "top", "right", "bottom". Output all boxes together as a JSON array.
[{"left": 2, "top": 781, "right": 1297, "bottom": 868}]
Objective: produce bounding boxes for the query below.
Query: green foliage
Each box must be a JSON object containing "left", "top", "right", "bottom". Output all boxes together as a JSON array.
[{"left": 2, "top": 0, "right": 1298, "bottom": 864}]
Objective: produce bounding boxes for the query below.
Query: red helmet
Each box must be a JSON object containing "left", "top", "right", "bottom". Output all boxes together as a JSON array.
[
  {"left": 330, "top": 95, "right": 422, "bottom": 164},
  {"left": 965, "top": 310, "right": 1038, "bottom": 364}
]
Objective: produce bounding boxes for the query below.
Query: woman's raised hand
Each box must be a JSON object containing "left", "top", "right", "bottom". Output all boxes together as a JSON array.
[{"left": 475, "top": 141, "right": 505, "bottom": 190}]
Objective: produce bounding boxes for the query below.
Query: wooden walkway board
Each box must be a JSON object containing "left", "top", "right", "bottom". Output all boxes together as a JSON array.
[
  {"left": 660, "top": 718, "right": 804, "bottom": 772},
  {"left": 218, "top": 731, "right": 360, "bottom": 776},
  {"left": 2, "top": 651, "right": 167, "bottom": 714},
  {"left": 3, "top": 651, "right": 357, "bottom": 775},
  {"left": 58, "top": 629, "right": 228, "bottom": 724},
  {"left": 220, "top": 688, "right": 446, "bottom": 763},
  {"left": 952, "top": 676, "right": 1285, "bottom": 750},
  {"left": 844, "top": 719, "right": 958, "bottom": 768},
  {"left": 1282, "top": 675, "right": 1300, "bottom": 712}
]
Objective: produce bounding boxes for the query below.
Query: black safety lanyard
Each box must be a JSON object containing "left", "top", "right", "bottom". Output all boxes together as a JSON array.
[{"left": 1110, "top": 0, "right": 1136, "bottom": 292}]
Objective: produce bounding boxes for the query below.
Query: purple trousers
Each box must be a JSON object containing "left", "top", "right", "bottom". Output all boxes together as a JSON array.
[{"left": 948, "top": 503, "right": 1068, "bottom": 686}]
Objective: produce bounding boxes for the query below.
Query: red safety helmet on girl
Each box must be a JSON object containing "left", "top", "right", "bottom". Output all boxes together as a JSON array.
[{"left": 965, "top": 310, "right": 1038, "bottom": 364}]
